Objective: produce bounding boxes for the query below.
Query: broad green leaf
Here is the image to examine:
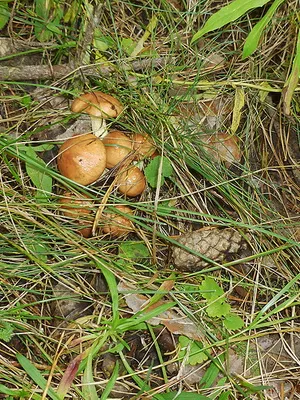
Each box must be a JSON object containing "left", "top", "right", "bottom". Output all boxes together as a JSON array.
[
  {"left": 242, "top": 0, "right": 285, "bottom": 58},
  {"left": 93, "top": 29, "right": 115, "bottom": 51},
  {"left": 191, "top": 0, "right": 272, "bottom": 44},
  {"left": 34, "top": 0, "right": 52, "bottom": 41},
  {"left": 16, "top": 354, "right": 61, "bottom": 400},
  {"left": 144, "top": 156, "right": 173, "bottom": 188},
  {"left": 231, "top": 87, "right": 245, "bottom": 134},
  {"left": 119, "top": 241, "right": 150, "bottom": 260},
  {"left": 121, "top": 38, "right": 136, "bottom": 56},
  {"left": 25, "top": 146, "right": 52, "bottom": 203},
  {"left": 0, "top": 1, "right": 10, "bottom": 30},
  {"left": 206, "top": 300, "right": 231, "bottom": 318},
  {"left": 223, "top": 313, "right": 244, "bottom": 330},
  {"left": 282, "top": 29, "right": 300, "bottom": 115},
  {"left": 200, "top": 277, "right": 224, "bottom": 301},
  {"left": 179, "top": 336, "right": 209, "bottom": 365}
]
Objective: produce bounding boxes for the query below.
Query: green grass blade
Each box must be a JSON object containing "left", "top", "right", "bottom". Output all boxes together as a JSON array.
[
  {"left": 100, "top": 361, "right": 119, "bottom": 400},
  {"left": 191, "top": 0, "right": 271, "bottom": 44},
  {"left": 16, "top": 354, "right": 61, "bottom": 400},
  {"left": 82, "top": 351, "right": 99, "bottom": 400},
  {"left": 94, "top": 259, "right": 119, "bottom": 326},
  {"left": 242, "top": 0, "right": 285, "bottom": 58},
  {"left": 282, "top": 28, "right": 300, "bottom": 114}
]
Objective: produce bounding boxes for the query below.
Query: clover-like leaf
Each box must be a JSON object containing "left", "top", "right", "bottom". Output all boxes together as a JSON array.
[{"left": 144, "top": 156, "right": 173, "bottom": 188}]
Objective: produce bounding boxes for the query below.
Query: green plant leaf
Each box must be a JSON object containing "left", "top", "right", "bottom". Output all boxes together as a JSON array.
[
  {"left": 34, "top": 0, "right": 53, "bottom": 41},
  {"left": 223, "top": 314, "right": 244, "bottom": 330},
  {"left": 100, "top": 361, "right": 119, "bottom": 400},
  {"left": 206, "top": 300, "right": 231, "bottom": 318},
  {"left": 231, "top": 87, "right": 245, "bottom": 134},
  {"left": 25, "top": 146, "right": 52, "bottom": 203},
  {"left": 200, "top": 277, "right": 224, "bottom": 301},
  {"left": 0, "top": 322, "right": 14, "bottom": 342},
  {"left": 200, "top": 277, "right": 232, "bottom": 317},
  {"left": 16, "top": 354, "right": 61, "bottom": 400},
  {"left": 0, "top": 385, "right": 28, "bottom": 398},
  {"left": 82, "top": 351, "right": 98, "bottom": 400},
  {"left": 282, "top": 29, "right": 300, "bottom": 115},
  {"left": 119, "top": 241, "right": 150, "bottom": 260},
  {"left": 0, "top": 1, "right": 10, "bottom": 30},
  {"left": 242, "top": 0, "right": 285, "bottom": 58},
  {"left": 191, "top": 0, "right": 271, "bottom": 44},
  {"left": 121, "top": 37, "right": 136, "bottom": 56},
  {"left": 144, "top": 156, "right": 173, "bottom": 188},
  {"left": 158, "top": 392, "right": 211, "bottom": 400},
  {"left": 179, "top": 336, "right": 209, "bottom": 365}
]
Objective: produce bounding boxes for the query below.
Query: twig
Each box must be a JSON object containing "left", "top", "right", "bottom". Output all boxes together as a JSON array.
[{"left": 0, "top": 57, "right": 175, "bottom": 81}]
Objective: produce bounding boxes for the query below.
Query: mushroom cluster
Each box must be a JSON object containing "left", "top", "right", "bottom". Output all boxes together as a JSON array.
[{"left": 57, "top": 90, "right": 156, "bottom": 237}]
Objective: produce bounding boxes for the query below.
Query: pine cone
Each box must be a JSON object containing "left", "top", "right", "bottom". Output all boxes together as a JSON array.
[{"left": 171, "top": 228, "right": 248, "bottom": 271}]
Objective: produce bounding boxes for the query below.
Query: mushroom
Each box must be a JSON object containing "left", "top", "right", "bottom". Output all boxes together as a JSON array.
[
  {"left": 132, "top": 132, "right": 156, "bottom": 160},
  {"left": 71, "top": 91, "right": 123, "bottom": 138},
  {"left": 57, "top": 133, "right": 106, "bottom": 185},
  {"left": 116, "top": 165, "right": 146, "bottom": 197},
  {"left": 102, "top": 130, "right": 133, "bottom": 168},
  {"left": 59, "top": 191, "right": 94, "bottom": 238},
  {"left": 102, "top": 205, "right": 134, "bottom": 237}
]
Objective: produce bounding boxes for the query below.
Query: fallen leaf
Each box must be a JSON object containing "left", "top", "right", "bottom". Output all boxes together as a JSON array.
[
  {"left": 118, "top": 282, "right": 205, "bottom": 341},
  {"left": 231, "top": 87, "right": 245, "bottom": 134}
]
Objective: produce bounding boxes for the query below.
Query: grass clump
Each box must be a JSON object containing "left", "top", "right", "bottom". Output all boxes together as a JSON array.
[{"left": 0, "top": 0, "right": 299, "bottom": 399}]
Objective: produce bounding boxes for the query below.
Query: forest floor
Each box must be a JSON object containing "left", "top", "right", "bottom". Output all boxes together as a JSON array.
[{"left": 0, "top": 1, "right": 299, "bottom": 399}]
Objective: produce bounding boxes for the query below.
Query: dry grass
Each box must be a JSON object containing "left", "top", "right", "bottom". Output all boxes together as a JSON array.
[{"left": 0, "top": 0, "right": 299, "bottom": 399}]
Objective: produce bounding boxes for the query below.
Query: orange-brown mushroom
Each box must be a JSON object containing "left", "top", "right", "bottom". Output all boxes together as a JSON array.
[
  {"left": 71, "top": 91, "right": 123, "bottom": 138},
  {"left": 102, "top": 130, "right": 133, "bottom": 168},
  {"left": 132, "top": 132, "right": 156, "bottom": 160},
  {"left": 102, "top": 205, "right": 134, "bottom": 237},
  {"left": 59, "top": 192, "right": 93, "bottom": 238},
  {"left": 116, "top": 165, "right": 146, "bottom": 197},
  {"left": 57, "top": 133, "right": 106, "bottom": 185}
]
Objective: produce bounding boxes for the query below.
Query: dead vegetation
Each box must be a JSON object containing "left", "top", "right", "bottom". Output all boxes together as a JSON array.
[{"left": 0, "top": 1, "right": 299, "bottom": 399}]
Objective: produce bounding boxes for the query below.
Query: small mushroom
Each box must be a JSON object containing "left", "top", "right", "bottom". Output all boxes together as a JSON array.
[
  {"left": 59, "top": 191, "right": 94, "bottom": 238},
  {"left": 102, "top": 205, "right": 134, "bottom": 237},
  {"left": 71, "top": 91, "right": 123, "bottom": 138},
  {"left": 201, "top": 133, "right": 241, "bottom": 167},
  {"left": 57, "top": 133, "right": 106, "bottom": 185},
  {"left": 102, "top": 130, "right": 133, "bottom": 168},
  {"left": 116, "top": 165, "right": 146, "bottom": 197},
  {"left": 132, "top": 132, "right": 156, "bottom": 160}
]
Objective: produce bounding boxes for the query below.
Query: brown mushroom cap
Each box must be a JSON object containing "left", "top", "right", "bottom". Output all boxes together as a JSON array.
[
  {"left": 102, "top": 130, "right": 133, "bottom": 168},
  {"left": 59, "top": 192, "right": 93, "bottom": 238},
  {"left": 132, "top": 132, "right": 156, "bottom": 160},
  {"left": 116, "top": 165, "right": 146, "bottom": 197},
  {"left": 71, "top": 91, "right": 123, "bottom": 118},
  {"left": 102, "top": 205, "right": 134, "bottom": 237},
  {"left": 57, "top": 134, "right": 106, "bottom": 185}
]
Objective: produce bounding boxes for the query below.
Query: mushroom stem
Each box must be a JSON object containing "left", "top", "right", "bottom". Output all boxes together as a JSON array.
[{"left": 91, "top": 117, "right": 108, "bottom": 138}]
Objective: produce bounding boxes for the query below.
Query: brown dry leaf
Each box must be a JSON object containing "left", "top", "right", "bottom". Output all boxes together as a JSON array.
[
  {"left": 175, "top": 97, "right": 233, "bottom": 130},
  {"left": 201, "top": 132, "right": 242, "bottom": 167},
  {"left": 118, "top": 281, "right": 204, "bottom": 341}
]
